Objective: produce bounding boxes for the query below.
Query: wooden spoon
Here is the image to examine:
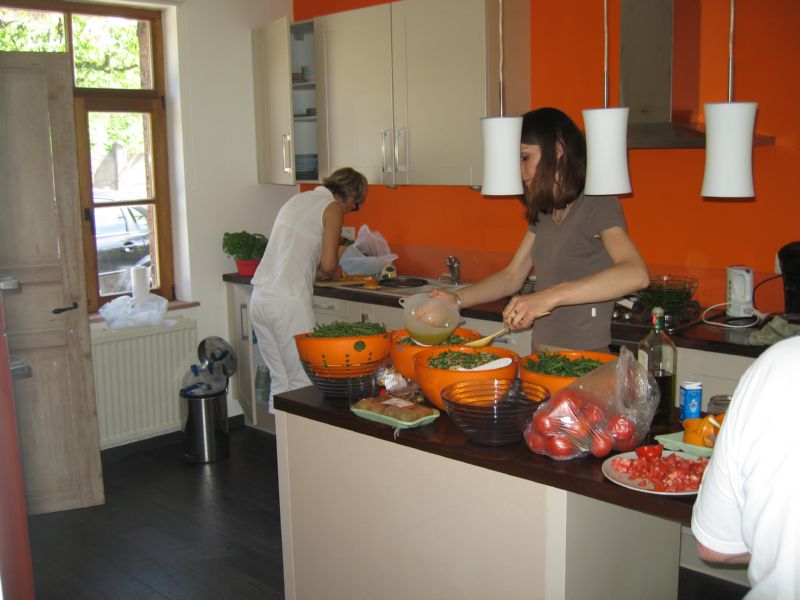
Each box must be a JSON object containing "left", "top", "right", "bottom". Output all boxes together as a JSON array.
[{"left": 464, "top": 312, "right": 551, "bottom": 349}]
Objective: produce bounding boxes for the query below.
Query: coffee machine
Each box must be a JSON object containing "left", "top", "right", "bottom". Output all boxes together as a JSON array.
[{"left": 778, "top": 241, "right": 800, "bottom": 317}]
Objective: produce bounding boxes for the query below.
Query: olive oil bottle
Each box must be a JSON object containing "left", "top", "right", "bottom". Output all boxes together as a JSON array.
[{"left": 637, "top": 306, "right": 676, "bottom": 433}]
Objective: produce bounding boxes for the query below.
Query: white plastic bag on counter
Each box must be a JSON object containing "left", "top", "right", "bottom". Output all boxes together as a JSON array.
[
  {"left": 99, "top": 293, "right": 168, "bottom": 329},
  {"left": 339, "top": 224, "right": 398, "bottom": 275}
]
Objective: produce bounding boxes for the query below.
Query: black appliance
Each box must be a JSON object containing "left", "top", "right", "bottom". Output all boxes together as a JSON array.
[
  {"left": 778, "top": 241, "right": 800, "bottom": 315},
  {"left": 611, "top": 298, "right": 703, "bottom": 334}
]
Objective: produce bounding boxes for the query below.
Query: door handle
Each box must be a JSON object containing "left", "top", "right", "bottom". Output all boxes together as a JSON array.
[
  {"left": 281, "top": 134, "right": 293, "bottom": 174},
  {"left": 10, "top": 358, "right": 32, "bottom": 380},
  {"left": 395, "top": 127, "right": 408, "bottom": 173},
  {"left": 52, "top": 302, "right": 78, "bottom": 314},
  {"left": 380, "top": 129, "right": 394, "bottom": 174},
  {"left": 0, "top": 277, "right": 19, "bottom": 291}
]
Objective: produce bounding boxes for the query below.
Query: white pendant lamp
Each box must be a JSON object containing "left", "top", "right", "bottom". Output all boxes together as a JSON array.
[
  {"left": 701, "top": 0, "right": 757, "bottom": 198},
  {"left": 583, "top": 0, "right": 631, "bottom": 196},
  {"left": 481, "top": 0, "right": 523, "bottom": 196}
]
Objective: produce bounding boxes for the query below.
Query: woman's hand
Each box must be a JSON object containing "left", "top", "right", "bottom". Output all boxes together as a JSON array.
[
  {"left": 502, "top": 293, "right": 554, "bottom": 330},
  {"left": 428, "top": 289, "right": 459, "bottom": 311}
]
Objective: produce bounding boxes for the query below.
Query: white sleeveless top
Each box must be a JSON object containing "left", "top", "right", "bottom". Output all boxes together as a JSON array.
[{"left": 251, "top": 186, "right": 335, "bottom": 300}]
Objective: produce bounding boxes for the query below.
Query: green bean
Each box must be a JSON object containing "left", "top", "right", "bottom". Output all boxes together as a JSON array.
[
  {"left": 523, "top": 352, "right": 603, "bottom": 377},
  {"left": 397, "top": 334, "right": 468, "bottom": 346},
  {"left": 308, "top": 321, "right": 386, "bottom": 338},
  {"left": 427, "top": 350, "right": 499, "bottom": 370}
]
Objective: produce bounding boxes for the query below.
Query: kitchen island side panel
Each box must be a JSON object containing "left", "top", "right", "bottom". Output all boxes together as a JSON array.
[
  {"left": 276, "top": 411, "right": 683, "bottom": 600},
  {"left": 276, "top": 411, "right": 548, "bottom": 600}
]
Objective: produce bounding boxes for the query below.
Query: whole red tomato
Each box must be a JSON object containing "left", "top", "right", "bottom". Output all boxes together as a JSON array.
[
  {"left": 590, "top": 429, "right": 613, "bottom": 458},
  {"left": 524, "top": 425, "right": 548, "bottom": 454},
  {"left": 581, "top": 403, "right": 606, "bottom": 427},
  {"left": 608, "top": 415, "right": 635, "bottom": 441},
  {"left": 532, "top": 409, "right": 559, "bottom": 436},
  {"left": 546, "top": 434, "right": 580, "bottom": 460},
  {"left": 613, "top": 435, "right": 638, "bottom": 452},
  {"left": 559, "top": 414, "right": 590, "bottom": 440}
]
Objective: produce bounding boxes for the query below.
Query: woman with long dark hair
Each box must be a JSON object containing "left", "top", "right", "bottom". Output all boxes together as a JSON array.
[{"left": 434, "top": 107, "right": 648, "bottom": 351}]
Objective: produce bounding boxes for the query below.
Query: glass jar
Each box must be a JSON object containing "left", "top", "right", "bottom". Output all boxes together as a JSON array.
[{"left": 707, "top": 394, "right": 731, "bottom": 415}]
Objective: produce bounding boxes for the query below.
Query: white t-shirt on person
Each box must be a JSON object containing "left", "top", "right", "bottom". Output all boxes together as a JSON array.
[{"left": 691, "top": 336, "right": 800, "bottom": 599}]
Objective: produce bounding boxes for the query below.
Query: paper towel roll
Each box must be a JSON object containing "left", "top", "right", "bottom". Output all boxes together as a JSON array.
[{"left": 131, "top": 266, "right": 150, "bottom": 302}]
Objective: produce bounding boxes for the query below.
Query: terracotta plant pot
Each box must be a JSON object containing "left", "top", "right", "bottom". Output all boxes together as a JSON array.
[
  {"left": 412, "top": 346, "right": 519, "bottom": 410},
  {"left": 390, "top": 327, "right": 482, "bottom": 381},
  {"left": 235, "top": 259, "right": 261, "bottom": 277},
  {"left": 519, "top": 350, "right": 617, "bottom": 397}
]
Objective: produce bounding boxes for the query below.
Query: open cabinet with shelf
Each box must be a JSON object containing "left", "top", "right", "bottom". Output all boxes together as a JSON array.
[{"left": 252, "top": 18, "right": 319, "bottom": 184}]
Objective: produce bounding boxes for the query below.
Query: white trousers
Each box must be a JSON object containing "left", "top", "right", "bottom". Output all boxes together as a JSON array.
[{"left": 249, "top": 287, "right": 314, "bottom": 411}]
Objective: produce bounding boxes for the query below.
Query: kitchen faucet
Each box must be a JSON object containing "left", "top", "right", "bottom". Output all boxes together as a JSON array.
[{"left": 443, "top": 256, "right": 461, "bottom": 285}]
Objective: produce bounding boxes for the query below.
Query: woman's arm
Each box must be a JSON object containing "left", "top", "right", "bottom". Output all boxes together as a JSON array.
[
  {"left": 317, "top": 201, "right": 345, "bottom": 279},
  {"left": 503, "top": 226, "right": 649, "bottom": 329},
  {"left": 430, "top": 231, "right": 535, "bottom": 309}
]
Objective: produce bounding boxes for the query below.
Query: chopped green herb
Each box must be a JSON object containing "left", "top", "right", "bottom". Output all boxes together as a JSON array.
[
  {"left": 427, "top": 350, "right": 499, "bottom": 370},
  {"left": 308, "top": 321, "right": 386, "bottom": 338},
  {"left": 523, "top": 352, "right": 603, "bottom": 377},
  {"left": 397, "top": 334, "right": 468, "bottom": 346}
]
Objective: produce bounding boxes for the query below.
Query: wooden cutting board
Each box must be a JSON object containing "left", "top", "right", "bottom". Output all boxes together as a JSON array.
[{"left": 315, "top": 278, "right": 373, "bottom": 288}]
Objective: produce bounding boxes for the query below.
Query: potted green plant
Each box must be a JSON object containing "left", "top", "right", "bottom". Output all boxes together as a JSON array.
[{"left": 223, "top": 231, "right": 268, "bottom": 277}]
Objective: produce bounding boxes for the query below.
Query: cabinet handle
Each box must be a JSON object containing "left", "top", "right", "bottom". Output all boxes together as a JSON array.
[
  {"left": 240, "top": 303, "right": 249, "bottom": 341},
  {"left": 381, "top": 129, "right": 394, "bottom": 173},
  {"left": 395, "top": 127, "right": 407, "bottom": 173},
  {"left": 52, "top": 301, "right": 78, "bottom": 315},
  {"left": 10, "top": 358, "right": 32, "bottom": 380},
  {"left": 281, "top": 134, "right": 292, "bottom": 174},
  {"left": 313, "top": 303, "right": 336, "bottom": 311},
  {"left": 0, "top": 276, "right": 19, "bottom": 291}
]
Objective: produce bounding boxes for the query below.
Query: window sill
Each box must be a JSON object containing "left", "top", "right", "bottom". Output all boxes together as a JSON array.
[{"left": 89, "top": 299, "right": 200, "bottom": 324}]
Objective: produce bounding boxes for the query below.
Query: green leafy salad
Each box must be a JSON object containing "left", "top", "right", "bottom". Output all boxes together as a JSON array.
[
  {"left": 427, "top": 350, "right": 499, "bottom": 370},
  {"left": 523, "top": 352, "right": 603, "bottom": 377},
  {"left": 308, "top": 321, "right": 386, "bottom": 338}
]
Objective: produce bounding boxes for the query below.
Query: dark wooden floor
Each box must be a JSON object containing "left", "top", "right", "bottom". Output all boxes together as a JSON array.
[
  {"left": 28, "top": 426, "right": 284, "bottom": 600},
  {"left": 27, "top": 425, "right": 749, "bottom": 600}
]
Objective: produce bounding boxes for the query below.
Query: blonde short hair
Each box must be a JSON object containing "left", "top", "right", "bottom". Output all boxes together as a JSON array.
[{"left": 322, "top": 167, "right": 368, "bottom": 206}]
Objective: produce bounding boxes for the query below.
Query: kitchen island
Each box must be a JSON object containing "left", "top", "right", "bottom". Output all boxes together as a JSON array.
[{"left": 274, "top": 386, "right": 692, "bottom": 600}]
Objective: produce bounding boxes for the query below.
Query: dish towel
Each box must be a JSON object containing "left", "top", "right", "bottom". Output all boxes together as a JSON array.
[{"left": 748, "top": 316, "right": 800, "bottom": 346}]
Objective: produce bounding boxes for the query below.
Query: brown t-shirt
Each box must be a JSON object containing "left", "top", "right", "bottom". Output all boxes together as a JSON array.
[{"left": 529, "top": 194, "right": 626, "bottom": 350}]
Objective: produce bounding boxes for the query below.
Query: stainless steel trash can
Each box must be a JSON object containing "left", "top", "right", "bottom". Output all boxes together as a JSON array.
[{"left": 181, "top": 389, "right": 229, "bottom": 463}]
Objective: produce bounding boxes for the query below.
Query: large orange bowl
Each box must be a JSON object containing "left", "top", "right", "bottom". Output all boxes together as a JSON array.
[
  {"left": 519, "top": 350, "right": 617, "bottom": 396},
  {"left": 390, "top": 327, "right": 482, "bottom": 381},
  {"left": 294, "top": 330, "right": 391, "bottom": 367},
  {"left": 412, "top": 346, "right": 519, "bottom": 410}
]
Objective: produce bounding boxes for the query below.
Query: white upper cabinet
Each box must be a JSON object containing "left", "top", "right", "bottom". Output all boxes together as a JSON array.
[
  {"left": 315, "top": 4, "right": 394, "bottom": 185},
  {"left": 252, "top": 18, "right": 319, "bottom": 185},
  {"left": 258, "top": 0, "right": 529, "bottom": 187}
]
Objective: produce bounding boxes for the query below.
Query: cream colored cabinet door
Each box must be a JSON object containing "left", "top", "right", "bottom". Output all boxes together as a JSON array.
[
  {"left": 675, "top": 348, "right": 754, "bottom": 411},
  {"left": 315, "top": 4, "right": 395, "bottom": 185},
  {"left": 394, "top": 0, "right": 487, "bottom": 186},
  {"left": 0, "top": 53, "right": 103, "bottom": 515},
  {"left": 253, "top": 17, "right": 296, "bottom": 184},
  {"left": 227, "top": 284, "right": 256, "bottom": 424}
]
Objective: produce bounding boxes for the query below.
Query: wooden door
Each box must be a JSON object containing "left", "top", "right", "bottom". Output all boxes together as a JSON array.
[
  {"left": 0, "top": 53, "right": 104, "bottom": 515},
  {"left": 252, "top": 17, "right": 296, "bottom": 185},
  {"left": 316, "top": 4, "right": 395, "bottom": 185}
]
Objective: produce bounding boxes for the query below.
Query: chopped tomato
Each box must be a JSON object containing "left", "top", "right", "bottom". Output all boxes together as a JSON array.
[
  {"left": 611, "top": 453, "right": 709, "bottom": 493},
  {"left": 635, "top": 444, "right": 664, "bottom": 460}
]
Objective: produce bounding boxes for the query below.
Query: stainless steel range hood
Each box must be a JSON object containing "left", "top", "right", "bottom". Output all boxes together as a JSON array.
[{"left": 619, "top": 0, "right": 772, "bottom": 149}]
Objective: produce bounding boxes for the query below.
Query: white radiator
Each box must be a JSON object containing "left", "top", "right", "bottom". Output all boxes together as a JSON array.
[{"left": 91, "top": 317, "right": 197, "bottom": 449}]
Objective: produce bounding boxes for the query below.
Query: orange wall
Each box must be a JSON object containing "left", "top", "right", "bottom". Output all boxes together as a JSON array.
[{"left": 295, "top": 0, "right": 799, "bottom": 313}]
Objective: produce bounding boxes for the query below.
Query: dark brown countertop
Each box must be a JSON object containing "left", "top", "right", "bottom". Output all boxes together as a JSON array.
[
  {"left": 223, "top": 272, "right": 766, "bottom": 358},
  {"left": 274, "top": 385, "right": 696, "bottom": 525}
]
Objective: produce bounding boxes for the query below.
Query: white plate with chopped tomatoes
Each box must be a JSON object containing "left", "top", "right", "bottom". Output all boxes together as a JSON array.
[{"left": 602, "top": 450, "right": 710, "bottom": 496}]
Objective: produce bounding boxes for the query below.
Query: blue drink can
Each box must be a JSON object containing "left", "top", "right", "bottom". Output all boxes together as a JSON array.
[{"left": 680, "top": 382, "right": 703, "bottom": 420}]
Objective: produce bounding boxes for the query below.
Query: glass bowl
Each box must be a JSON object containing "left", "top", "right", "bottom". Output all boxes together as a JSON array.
[
  {"left": 637, "top": 275, "right": 699, "bottom": 312},
  {"left": 441, "top": 379, "right": 549, "bottom": 446},
  {"left": 398, "top": 293, "right": 459, "bottom": 346},
  {"left": 300, "top": 358, "right": 387, "bottom": 399}
]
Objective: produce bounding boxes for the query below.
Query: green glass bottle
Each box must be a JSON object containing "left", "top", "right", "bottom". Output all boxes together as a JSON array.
[{"left": 637, "top": 306, "right": 676, "bottom": 433}]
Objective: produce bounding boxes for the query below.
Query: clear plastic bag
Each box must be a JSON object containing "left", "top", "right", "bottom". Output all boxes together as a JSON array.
[
  {"left": 339, "top": 224, "right": 398, "bottom": 275},
  {"left": 523, "top": 347, "right": 658, "bottom": 460},
  {"left": 99, "top": 293, "right": 168, "bottom": 329}
]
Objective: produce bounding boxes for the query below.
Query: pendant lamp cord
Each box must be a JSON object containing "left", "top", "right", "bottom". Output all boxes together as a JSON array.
[
  {"left": 728, "top": 0, "right": 735, "bottom": 102},
  {"left": 603, "top": 0, "right": 609, "bottom": 108},
  {"left": 499, "top": 0, "right": 505, "bottom": 117}
]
